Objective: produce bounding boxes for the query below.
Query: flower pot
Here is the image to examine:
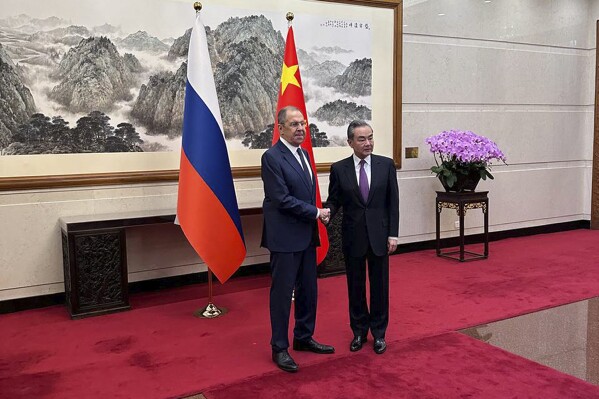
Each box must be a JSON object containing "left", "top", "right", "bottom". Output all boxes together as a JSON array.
[{"left": 439, "top": 171, "right": 481, "bottom": 192}]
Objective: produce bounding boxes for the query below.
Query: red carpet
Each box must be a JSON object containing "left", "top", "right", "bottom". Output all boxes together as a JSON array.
[
  {"left": 2, "top": 230, "right": 599, "bottom": 398},
  {"left": 204, "top": 332, "right": 599, "bottom": 399}
]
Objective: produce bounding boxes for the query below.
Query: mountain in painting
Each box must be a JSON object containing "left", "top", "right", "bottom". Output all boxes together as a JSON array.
[
  {"left": 49, "top": 36, "right": 141, "bottom": 112},
  {"left": 0, "top": 43, "right": 36, "bottom": 147}
]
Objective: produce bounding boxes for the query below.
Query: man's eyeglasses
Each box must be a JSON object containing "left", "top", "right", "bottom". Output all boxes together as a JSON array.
[{"left": 287, "top": 121, "right": 306, "bottom": 128}]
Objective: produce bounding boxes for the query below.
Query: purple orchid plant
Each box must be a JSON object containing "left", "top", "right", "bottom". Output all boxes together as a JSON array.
[{"left": 425, "top": 130, "right": 506, "bottom": 189}]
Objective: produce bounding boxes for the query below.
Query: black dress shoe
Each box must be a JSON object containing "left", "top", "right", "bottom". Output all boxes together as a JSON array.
[
  {"left": 272, "top": 350, "right": 298, "bottom": 372},
  {"left": 373, "top": 338, "right": 387, "bottom": 354},
  {"left": 293, "top": 338, "right": 335, "bottom": 354},
  {"left": 350, "top": 336, "right": 367, "bottom": 352}
]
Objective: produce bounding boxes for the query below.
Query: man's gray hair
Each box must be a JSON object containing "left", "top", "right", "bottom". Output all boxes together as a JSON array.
[
  {"left": 277, "top": 106, "right": 302, "bottom": 125},
  {"left": 347, "top": 120, "right": 372, "bottom": 140}
]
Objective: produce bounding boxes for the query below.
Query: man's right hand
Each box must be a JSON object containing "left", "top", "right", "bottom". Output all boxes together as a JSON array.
[{"left": 318, "top": 208, "right": 331, "bottom": 224}]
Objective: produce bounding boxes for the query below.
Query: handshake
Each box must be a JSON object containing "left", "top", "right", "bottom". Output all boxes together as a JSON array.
[{"left": 318, "top": 208, "right": 331, "bottom": 224}]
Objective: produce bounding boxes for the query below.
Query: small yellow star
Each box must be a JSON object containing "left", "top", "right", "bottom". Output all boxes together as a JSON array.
[{"left": 280, "top": 63, "right": 300, "bottom": 94}]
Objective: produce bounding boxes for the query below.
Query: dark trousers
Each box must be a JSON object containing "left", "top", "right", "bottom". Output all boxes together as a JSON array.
[
  {"left": 345, "top": 247, "right": 389, "bottom": 339},
  {"left": 269, "top": 246, "right": 317, "bottom": 352}
]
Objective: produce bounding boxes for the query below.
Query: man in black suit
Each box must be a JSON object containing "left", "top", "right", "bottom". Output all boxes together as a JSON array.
[
  {"left": 326, "top": 120, "right": 399, "bottom": 354},
  {"left": 261, "top": 105, "right": 335, "bottom": 373}
]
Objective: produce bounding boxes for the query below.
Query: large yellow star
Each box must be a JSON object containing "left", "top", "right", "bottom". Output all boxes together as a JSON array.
[{"left": 280, "top": 63, "right": 300, "bottom": 94}]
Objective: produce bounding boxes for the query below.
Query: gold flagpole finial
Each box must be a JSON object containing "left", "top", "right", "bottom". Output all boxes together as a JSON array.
[
  {"left": 194, "top": 2, "right": 203, "bottom": 12},
  {"left": 286, "top": 12, "right": 294, "bottom": 24}
]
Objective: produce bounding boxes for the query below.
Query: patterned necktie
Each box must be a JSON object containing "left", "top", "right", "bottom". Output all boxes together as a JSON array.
[
  {"left": 297, "top": 148, "right": 312, "bottom": 184},
  {"left": 359, "top": 159, "right": 369, "bottom": 202}
]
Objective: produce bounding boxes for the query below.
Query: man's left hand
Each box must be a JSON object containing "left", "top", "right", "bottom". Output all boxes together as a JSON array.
[
  {"left": 387, "top": 238, "right": 398, "bottom": 255},
  {"left": 318, "top": 208, "right": 331, "bottom": 224}
]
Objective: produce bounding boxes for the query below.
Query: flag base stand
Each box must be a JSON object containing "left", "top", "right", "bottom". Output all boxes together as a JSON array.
[
  {"left": 194, "top": 303, "right": 228, "bottom": 319},
  {"left": 193, "top": 268, "right": 227, "bottom": 319}
]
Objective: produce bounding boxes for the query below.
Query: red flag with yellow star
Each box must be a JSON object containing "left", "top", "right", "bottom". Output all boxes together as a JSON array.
[{"left": 272, "top": 25, "right": 329, "bottom": 265}]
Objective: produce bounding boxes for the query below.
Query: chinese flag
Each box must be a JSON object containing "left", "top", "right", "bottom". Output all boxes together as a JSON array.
[{"left": 272, "top": 25, "right": 329, "bottom": 265}]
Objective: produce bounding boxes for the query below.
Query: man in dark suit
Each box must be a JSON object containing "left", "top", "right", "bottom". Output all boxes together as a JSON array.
[
  {"left": 261, "top": 105, "right": 335, "bottom": 373},
  {"left": 326, "top": 120, "right": 399, "bottom": 354}
]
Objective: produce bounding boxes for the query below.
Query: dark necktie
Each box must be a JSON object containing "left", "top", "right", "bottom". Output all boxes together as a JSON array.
[
  {"left": 297, "top": 148, "right": 312, "bottom": 184},
  {"left": 359, "top": 159, "right": 369, "bottom": 202}
]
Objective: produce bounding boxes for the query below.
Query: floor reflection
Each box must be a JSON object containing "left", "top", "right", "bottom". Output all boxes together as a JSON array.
[{"left": 460, "top": 297, "right": 599, "bottom": 385}]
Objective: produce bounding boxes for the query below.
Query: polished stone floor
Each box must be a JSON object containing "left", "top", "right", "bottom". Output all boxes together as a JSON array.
[{"left": 461, "top": 297, "right": 599, "bottom": 385}]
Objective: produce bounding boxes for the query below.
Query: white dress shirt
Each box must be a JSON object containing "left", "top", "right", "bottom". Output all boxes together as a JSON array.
[
  {"left": 281, "top": 137, "right": 313, "bottom": 181},
  {"left": 280, "top": 137, "right": 318, "bottom": 219},
  {"left": 353, "top": 154, "right": 371, "bottom": 188},
  {"left": 353, "top": 154, "right": 398, "bottom": 241}
]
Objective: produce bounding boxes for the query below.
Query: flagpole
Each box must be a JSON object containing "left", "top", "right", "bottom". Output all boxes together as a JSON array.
[
  {"left": 194, "top": 267, "right": 228, "bottom": 318},
  {"left": 274, "top": 11, "right": 330, "bottom": 265},
  {"left": 285, "top": 11, "right": 296, "bottom": 304},
  {"left": 184, "top": 1, "right": 228, "bottom": 319}
]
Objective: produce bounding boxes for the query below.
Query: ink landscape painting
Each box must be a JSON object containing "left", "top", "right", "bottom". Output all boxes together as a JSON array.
[{"left": 0, "top": 0, "right": 372, "bottom": 159}]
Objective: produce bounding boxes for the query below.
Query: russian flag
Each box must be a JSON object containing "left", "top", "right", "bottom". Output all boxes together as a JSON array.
[{"left": 177, "top": 13, "right": 246, "bottom": 284}]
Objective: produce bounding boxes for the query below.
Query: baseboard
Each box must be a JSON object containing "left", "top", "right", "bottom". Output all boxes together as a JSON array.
[
  {"left": 0, "top": 293, "right": 66, "bottom": 314},
  {"left": 397, "top": 220, "right": 591, "bottom": 254},
  {"left": 0, "top": 220, "right": 590, "bottom": 314}
]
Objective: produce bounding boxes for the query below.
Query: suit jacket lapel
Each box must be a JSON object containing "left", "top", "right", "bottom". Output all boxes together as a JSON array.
[
  {"left": 343, "top": 156, "right": 364, "bottom": 204},
  {"left": 302, "top": 148, "right": 316, "bottom": 195},
  {"left": 367, "top": 155, "right": 381, "bottom": 205},
  {"left": 277, "top": 141, "right": 312, "bottom": 193},
  {"left": 345, "top": 155, "right": 379, "bottom": 205}
]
